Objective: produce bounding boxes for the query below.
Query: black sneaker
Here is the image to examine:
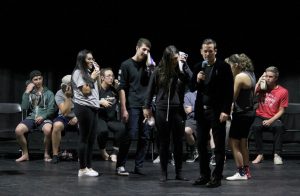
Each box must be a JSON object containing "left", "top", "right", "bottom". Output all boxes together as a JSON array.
[
  {"left": 132, "top": 167, "right": 146, "bottom": 175},
  {"left": 206, "top": 178, "right": 221, "bottom": 188},
  {"left": 193, "top": 177, "right": 210, "bottom": 185},
  {"left": 51, "top": 155, "right": 59, "bottom": 164}
]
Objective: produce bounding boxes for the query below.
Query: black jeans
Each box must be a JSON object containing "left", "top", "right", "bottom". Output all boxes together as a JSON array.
[
  {"left": 251, "top": 116, "right": 285, "bottom": 155},
  {"left": 116, "top": 108, "right": 151, "bottom": 169}
]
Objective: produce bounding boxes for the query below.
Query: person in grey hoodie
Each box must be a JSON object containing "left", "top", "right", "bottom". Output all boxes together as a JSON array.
[{"left": 15, "top": 70, "right": 56, "bottom": 162}]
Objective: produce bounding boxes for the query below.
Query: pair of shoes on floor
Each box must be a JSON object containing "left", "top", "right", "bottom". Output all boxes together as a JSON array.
[
  {"left": 116, "top": 166, "right": 129, "bottom": 176},
  {"left": 206, "top": 178, "right": 221, "bottom": 188},
  {"left": 132, "top": 167, "right": 146, "bottom": 175},
  {"left": 274, "top": 154, "right": 283, "bottom": 165},
  {"left": 175, "top": 174, "right": 189, "bottom": 181},
  {"left": 78, "top": 167, "right": 99, "bottom": 177},
  {"left": 252, "top": 154, "right": 264, "bottom": 164},
  {"left": 60, "top": 150, "right": 73, "bottom": 161},
  {"left": 51, "top": 155, "right": 59, "bottom": 164},
  {"left": 193, "top": 177, "right": 221, "bottom": 188},
  {"left": 226, "top": 172, "right": 248, "bottom": 181},
  {"left": 193, "top": 177, "right": 210, "bottom": 185}
]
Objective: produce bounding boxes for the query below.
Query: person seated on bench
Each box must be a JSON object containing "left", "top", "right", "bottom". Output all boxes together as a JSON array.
[
  {"left": 96, "top": 68, "right": 126, "bottom": 162},
  {"left": 51, "top": 75, "right": 79, "bottom": 164},
  {"left": 15, "top": 70, "right": 56, "bottom": 162},
  {"left": 184, "top": 90, "right": 199, "bottom": 163},
  {"left": 251, "top": 66, "right": 289, "bottom": 165}
]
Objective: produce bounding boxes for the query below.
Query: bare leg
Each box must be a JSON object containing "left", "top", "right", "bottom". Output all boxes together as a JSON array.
[
  {"left": 240, "top": 138, "right": 249, "bottom": 166},
  {"left": 52, "top": 122, "right": 64, "bottom": 156},
  {"left": 15, "top": 123, "right": 30, "bottom": 162},
  {"left": 229, "top": 138, "right": 243, "bottom": 167},
  {"left": 185, "top": 127, "right": 195, "bottom": 145},
  {"left": 43, "top": 123, "right": 52, "bottom": 162}
]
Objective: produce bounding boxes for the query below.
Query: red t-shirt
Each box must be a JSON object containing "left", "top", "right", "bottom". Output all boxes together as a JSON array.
[{"left": 256, "top": 85, "right": 289, "bottom": 119}]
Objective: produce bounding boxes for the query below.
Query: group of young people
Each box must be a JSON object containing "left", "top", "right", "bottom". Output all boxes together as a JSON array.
[{"left": 14, "top": 37, "right": 289, "bottom": 188}]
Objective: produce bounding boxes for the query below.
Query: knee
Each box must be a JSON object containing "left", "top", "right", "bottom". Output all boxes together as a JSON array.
[
  {"left": 43, "top": 127, "right": 52, "bottom": 136},
  {"left": 15, "top": 124, "right": 27, "bottom": 136},
  {"left": 53, "top": 122, "right": 64, "bottom": 133},
  {"left": 185, "top": 127, "right": 193, "bottom": 135}
]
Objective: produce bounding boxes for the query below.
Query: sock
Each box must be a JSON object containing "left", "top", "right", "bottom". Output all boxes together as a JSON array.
[{"left": 238, "top": 167, "right": 245, "bottom": 176}]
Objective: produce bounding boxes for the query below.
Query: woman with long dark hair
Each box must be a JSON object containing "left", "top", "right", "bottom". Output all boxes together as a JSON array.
[
  {"left": 72, "top": 49, "right": 101, "bottom": 177},
  {"left": 143, "top": 45, "right": 192, "bottom": 182}
]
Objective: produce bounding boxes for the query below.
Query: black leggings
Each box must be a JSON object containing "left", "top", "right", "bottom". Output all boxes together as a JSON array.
[
  {"left": 155, "top": 107, "right": 185, "bottom": 174},
  {"left": 74, "top": 103, "right": 98, "bottom": 169}
]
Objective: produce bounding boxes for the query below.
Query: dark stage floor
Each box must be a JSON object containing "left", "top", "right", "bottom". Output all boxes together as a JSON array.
[{"left": 0, "top": 152, "right": 300, "bottom": 196}]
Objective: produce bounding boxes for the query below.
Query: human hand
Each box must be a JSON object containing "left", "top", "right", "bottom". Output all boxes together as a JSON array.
[
  {"left": 64, "top": 85, "right": 73, "bottom": 98},
  {"left": 25, "top": 82, "right": 35, "bottom": 93},
  {"left": 68, "top": 117, "right": 78, "bottom": 125},
  {"left": 197, "top": 71, "right": 206, "bottom": 82},
  {"left": 35, "top": 116, "right": 44, "bottom": 125},
  {"left": 100, "top": 98, "right": 112, "bottom": 108},
  {"left": 121, "top": 108, "right": 129, "bottom": 123},
  {"left": 219, "top": 112, "right": 229, "bottom": 123}
]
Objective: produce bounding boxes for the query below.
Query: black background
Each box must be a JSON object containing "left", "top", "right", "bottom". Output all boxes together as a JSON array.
[{"left": 1, "top": 1, "right": 300, "bottom": 100}]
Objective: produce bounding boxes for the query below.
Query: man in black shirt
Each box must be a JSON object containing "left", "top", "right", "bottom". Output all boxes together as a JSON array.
[
  {"left": 191, "top": 38, "right": 233, "bottom": 188},
  {"left": 116, "top": 38, "right": 155, "bottom": 176}
]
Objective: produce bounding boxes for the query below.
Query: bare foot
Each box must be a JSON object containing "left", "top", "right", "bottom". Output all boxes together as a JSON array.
[
  {"left": 252, "top": 154, "right": 264, "bottom": 164},
  {"left": 16, "top": 154, "right": 29, "bottom": 162},
  {"left": 110, "top": 154, "right": 117, "bottom": 162},
  {"left": 100, "top": 149, "right": 109, "bottom": 161}
]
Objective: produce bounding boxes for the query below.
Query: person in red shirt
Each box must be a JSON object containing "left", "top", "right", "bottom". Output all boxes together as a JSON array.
[{"left": 251, "top": 66, "right": 289, "bottom": 165}]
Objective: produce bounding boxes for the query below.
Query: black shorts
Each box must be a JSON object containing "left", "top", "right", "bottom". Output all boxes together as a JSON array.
[
  {"left": 21, "top": 118, "right": 52, "bottom": 132},
  {"left": 229, "top": 111, "right": 254, "bottom": 139}
]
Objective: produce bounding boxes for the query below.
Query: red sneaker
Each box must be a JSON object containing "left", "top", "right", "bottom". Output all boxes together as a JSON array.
[{"left": 245, "top": 166, "right": 251, "bottom": 179}]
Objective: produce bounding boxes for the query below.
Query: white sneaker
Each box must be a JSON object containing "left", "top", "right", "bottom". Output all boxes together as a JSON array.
[
  {"left": 153, "top": 156, "right": 160, "bottom": 164},
  {"left": 87, "top": 168, "right": 99, "bottom": 176},
  {"left": 274, "top": 154, "right": 283, "bottom": 165},
  {"left": 78, "top": 168, "right": 88, "bottom": 177},
  {"left": 226, "top": 172, "right": 247, "bottom": 181},
  {"left": 116, "top": 166, "right": 129, "bottom": 176},
  {"left": 78, "top": 168, "right": 99, "bottom": 177}
]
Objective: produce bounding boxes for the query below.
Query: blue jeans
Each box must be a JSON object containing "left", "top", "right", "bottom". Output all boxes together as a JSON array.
[{"left": 116, "top": 108, "right": 151, "bottom": 169}]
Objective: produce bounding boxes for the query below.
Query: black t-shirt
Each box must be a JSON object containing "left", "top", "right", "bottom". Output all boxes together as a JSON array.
[{"left": 99, "top": 86, "right": 118, "bottom": 121}]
